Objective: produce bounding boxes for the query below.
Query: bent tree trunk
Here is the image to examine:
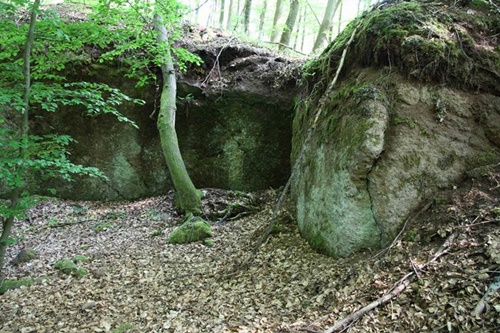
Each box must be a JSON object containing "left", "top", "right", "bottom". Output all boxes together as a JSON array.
[{"left": 153, "top": 14, "right": 202, "bottom": 214}]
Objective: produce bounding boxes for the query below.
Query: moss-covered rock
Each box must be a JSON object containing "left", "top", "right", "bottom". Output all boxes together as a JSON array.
[
  {"left": 167, "top": 215, "right": 212, "bottom": 244},
  {"left": 28, "top": 41, "right": 298, "bottom": 200},
  {"left": 73, "top": 255, "right": 89, "bottom": 263},
  {"left": 74, "top": 267, "right": 89, "bottom": 278},
  {"left": 292, "top": 0, "right": 500, "bottom": 257},
  {"left": 55, "top": 258, "right": 78, "bottom": 275},
  {"left": 11, "top": 248, "right": 38, "bottom": 266},
  {"left": 54, "top": 255, "right": 90, "bottom": 277}
]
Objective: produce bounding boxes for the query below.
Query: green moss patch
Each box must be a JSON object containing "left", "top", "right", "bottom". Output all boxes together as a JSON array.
[
  {"left": 55, "top": 255, "right": 91, "bottom": 277},
  {"left": 167, "top": 215, "right": 212, "bottom": 244},
  {"left": 55, "top": 258, "right": 78, "bottom": 275},
  {"left": 306, "top": 1, "right": 500, "bottom": 95},
  {"left": 0, "top": 278, "right": 34, "bottom": 294}
]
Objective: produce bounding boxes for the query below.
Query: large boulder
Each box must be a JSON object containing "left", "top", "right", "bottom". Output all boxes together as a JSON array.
[{"left": 292, "top": 0, "right": 500, "bottom": 257}]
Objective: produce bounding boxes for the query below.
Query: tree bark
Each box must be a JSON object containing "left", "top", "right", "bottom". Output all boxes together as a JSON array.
[
  {"left": 300, "top": 3, "right": 306, "bottom": 52},
  {"left": 258, "top": 0, "right": 267, "bottom": 40},
  {"left": 278, "top": 0, "right": 300, "bottom": 50},
  {"left": 312, "top": 0, "right": 342, "bottom": 52},
  {"left": 337, "top": 0, "right": 343, "bottom": 35},
  {"left": 293, "top": 3, "right": 303, "bottom": 50},
  {"left": 242, "top": 0, "right": 252, "bottom": 34},
  {"left": 153, "top": 14, "right": 202, "bottom": 215},
  {"left": 226, "top": 0, "right": 234, "bottom": 30},
  {"left": 270, "top": 0, "right": 284, "bottom": 42},
  {"left": 0, "top": 0, "right": 40, "bottom": 283},
  {"left": 219, "top": 0, "right": 226, "bottom": 28}
]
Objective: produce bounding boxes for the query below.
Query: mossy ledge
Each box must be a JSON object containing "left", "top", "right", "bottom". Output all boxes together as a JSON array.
[{"left": 303, "top": 0, "right": 499, "bottom": 97}]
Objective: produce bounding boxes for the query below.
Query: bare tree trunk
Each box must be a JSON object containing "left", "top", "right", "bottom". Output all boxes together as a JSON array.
[
  {"left": 233, "top": 0, "right": 242, "bottom": 31},
  {"left": 279, "top": 0, "right": 300, "bottom": 50},
  {"left": 337, "top": 0, "right": 343, "bottom": 35},
  {"left": 207, "top": 0, "right": 217, "bottom": 26},
  {"left": 153, "top": 14, "right": 202, "bottom": 215},
  {"left": 258, "top": 0, "right": 267, "bottom": 40},
  {"left": 300, "top": 3, "right": 306, "bottom": 52},
  {"left": 242, "top": 0, "right": 252, "bottom": 34},
  {"left": 312, "top": 0, "right": 342, "bottom": 53},
  {"left": 293, "top": 5, "right": 303, "bottom": 50},
  {"left": 226, "top": 0, "right": 234, "bottom": 30},
  {"left": 270, "top": 0, "right": 284, "bottom": 42},
  {"left": 195, "top": 0, "right": 201, "bottom": 24},
  {"left": 219, "top": 0, "right": 226, "bottom": 28},
  {"left": 0, "top": 0, "right": 40, "bottom": 284}
]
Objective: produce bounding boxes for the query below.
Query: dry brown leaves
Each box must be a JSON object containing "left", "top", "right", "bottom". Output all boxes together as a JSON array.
[{"left": 0, "top": 179, "right": 499, "bottom": 332}]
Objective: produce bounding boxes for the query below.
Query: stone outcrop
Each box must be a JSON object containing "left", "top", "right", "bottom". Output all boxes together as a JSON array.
[
  {"left": 291, "top": 0, "right": 500, "bottom": 257},
  {"left": 33, "top": 35, "right": 300, "bottom": 200}
]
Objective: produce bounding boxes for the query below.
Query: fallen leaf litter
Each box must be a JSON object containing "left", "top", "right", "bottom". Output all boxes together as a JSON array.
[{"left": 0, "top": 184, "right": 499, "bottom": 332}]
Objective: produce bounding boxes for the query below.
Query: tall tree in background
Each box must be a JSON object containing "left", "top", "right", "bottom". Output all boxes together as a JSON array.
[
  {"left": 293, "top": 4, "right": 303, "bottom": 50},
  {"left": 300, "top": 3, "right": 306, "bottom": 52},
  {"left": 312, "top": 0, "right": 342, "bottom": 52},
  {"left": 278, "top": 0, "right": 299, "bottom": 49},
  {"left": 258, "top": 0, "right": 267, "bottom": 39},
  {"left": 226, "top": 0, "right": 234, "bottom": 29},
  {"left": 242, "top": 0, "right": 252, "bottom": 34},
  {"left": 270, "top": 0, "right": 284, "bottom": 42},
  {"left": 219, "top": 0, "right": 226, "bottom": 28},
  {"left": 337, "top": 0, "right": 343, "bottom": 35}
]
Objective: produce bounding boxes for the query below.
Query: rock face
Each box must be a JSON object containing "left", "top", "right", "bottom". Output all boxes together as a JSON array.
[
  {"left": 292, "top": 1, "right": 500, "bottom": 257},
  {"left": 33, "top": 36, "right": 300, "bottom": 200}
]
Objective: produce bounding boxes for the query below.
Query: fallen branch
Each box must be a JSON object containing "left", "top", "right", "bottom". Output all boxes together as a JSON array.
[
  {"left": 262, "top": 41, "right": 308, "bottom": 56},
  {"left": 457, "top": 218, "right": 499, "bottom": 228},
  {"left": 49, "top": 219, "right": 97, "bottom": 228},
  {"left": 322, "top": 232, "right": 457, "bottom": 333},
  {"left": 472, "top": 277, "right": 500, "bottom": 316}
]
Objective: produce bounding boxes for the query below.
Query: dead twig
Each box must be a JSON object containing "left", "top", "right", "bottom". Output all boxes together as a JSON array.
[
  {"left": 457, "top": 218, "right": 499, "bottom": 228},
  {"left": 372, "top": 199, "right": 433, "bottom": 259},
  {"left": 472, "top": 277, "right": 500, "bottom": 315},
  {"left": 201, "top": 37, "right": 235, "bottom": 87},
  {"left": 262, "top": 41, "right": 308, "bottom": 56},
  {"left": 49, "top": 219, "right": 97, "bottom": 228},
  {"left": 322, "top": 232, "right": 457, "bottom": 333}
]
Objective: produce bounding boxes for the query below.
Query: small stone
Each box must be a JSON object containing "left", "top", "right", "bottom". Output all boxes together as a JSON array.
[
  {"left": 11, "top": 248, "right": 38, "bottom": 266},
  {"left": 92, "top": 268, "right": 107, "bottom": 279},
  {"left": 81, "top": 301, "right": 97, "bottom": 310},
  {"left": 478, "top": 273, "right": 489, "bottom": 280}
]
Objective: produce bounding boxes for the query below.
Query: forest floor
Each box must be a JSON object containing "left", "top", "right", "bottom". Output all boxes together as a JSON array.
[{"left": 1, "top": 165, "right": 500, "bottom": 333}]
